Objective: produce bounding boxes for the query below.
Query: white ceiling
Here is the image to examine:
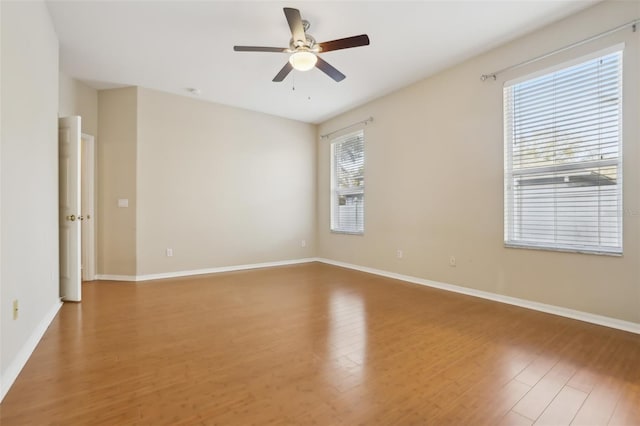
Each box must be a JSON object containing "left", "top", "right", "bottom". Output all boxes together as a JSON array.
[{"left": 47, "top": 1, "right": 599, "bottom": 124}]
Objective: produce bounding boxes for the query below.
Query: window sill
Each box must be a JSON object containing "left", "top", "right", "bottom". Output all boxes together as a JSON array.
[
  {"left": 330, "top": 230, "right": 364, "bottom": 236},
  {"left": 504, "top": 242, "right": 622, "bottom": 257}
]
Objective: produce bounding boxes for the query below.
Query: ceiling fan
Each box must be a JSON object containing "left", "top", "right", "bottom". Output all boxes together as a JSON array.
[{"left": 233, "top": 7, "right": 370, "bottom": 82}]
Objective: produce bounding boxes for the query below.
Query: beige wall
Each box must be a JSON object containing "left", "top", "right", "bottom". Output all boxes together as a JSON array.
[
  {"left": 97, "top": 88, "right": 138, "bottom": 276},
  {"left": 1, "top": 0, "right": 60, "bottom": 391},
  {"left": 58, "top": 73, "right": 98, "bottom": 137},
  {"left": 136, "top": 89, "right": 316, "bottom": 275},
  {"left": 98, "top": 88, "right": 316, "bottom": 277},
  {"left": 317, "top": 1, "right": 640, "bottom": 323}
]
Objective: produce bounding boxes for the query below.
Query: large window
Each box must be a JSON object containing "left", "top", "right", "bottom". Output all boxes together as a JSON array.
[
  {"left": 331, "top": 131, "right": 365, "bottom": 234},
  {"left": 504, "top": 47, "right": 623, "bottom": 254}
]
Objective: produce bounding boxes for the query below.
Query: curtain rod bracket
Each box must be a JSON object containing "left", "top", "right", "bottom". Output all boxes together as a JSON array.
[{"left": 480, "top": 74, "right": 496, "bottom": 81}]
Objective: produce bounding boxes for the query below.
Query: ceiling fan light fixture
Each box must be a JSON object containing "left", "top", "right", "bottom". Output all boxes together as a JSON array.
[{"left": 289, "top": 50, "right": 317, "bottom": 71}]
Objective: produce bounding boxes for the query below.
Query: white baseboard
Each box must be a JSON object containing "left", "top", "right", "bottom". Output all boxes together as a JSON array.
[
  {"left": 0, "top": 300, "right": 63, "bottom": 402},
  {"left": 315, "top": 258, "right": 640, "bottom": 335},
  {"left": 5, "top": 259, "right": 633, "bottom": 405},
  {"left": 96, "top": 258, "right": 318, "bottom": 282},
  {"left": 94, "top": 274, "right": 137, "bottom": 281},
  {"left": 95, "top": 256, "right": 639, "bottom": 334}
]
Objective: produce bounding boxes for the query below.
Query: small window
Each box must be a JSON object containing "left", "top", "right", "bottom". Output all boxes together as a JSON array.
[
  {"left": 331, "top": 131, "right": 364, "bottom": 234},
  {"left": 504, "top": 47, "right": 623, "bottom": 254}
]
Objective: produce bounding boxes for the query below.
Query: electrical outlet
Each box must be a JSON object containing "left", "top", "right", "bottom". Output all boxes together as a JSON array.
[
  {"left": 301, "top": 240, "right": 307, "bottom": 248},
  {"left": 449, "top": 256, "right": 456, "bottom": 267},
  {"left": 12, "top": 300, "right": 19, "bottom": 320},
  {"left": 396, "top": 249, "right": 403, "bottom": 259},
  {"left": 166, "top": 248, "right": 173, "bottom": 257}
]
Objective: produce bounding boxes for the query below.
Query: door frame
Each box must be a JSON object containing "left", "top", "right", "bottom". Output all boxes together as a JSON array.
[{"left": 81, "top": 133, "right": 96, "bottom": 281}]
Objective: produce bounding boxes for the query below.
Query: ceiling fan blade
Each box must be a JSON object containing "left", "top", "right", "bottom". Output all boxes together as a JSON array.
[
  {"left": 273, "top": 62, "right": 293, "bottom": 82},
  {"left": 318, "top": 34, "right": 370, "bottom": 52},
  {"left": 315, "top": 57, "right": 346, "bottom": 82},
  {"left": 283, "top": 7, "right": 305, "bottom": 44},
  {"left": 234, "top": 46, "right": 288, "bottom": 53}
]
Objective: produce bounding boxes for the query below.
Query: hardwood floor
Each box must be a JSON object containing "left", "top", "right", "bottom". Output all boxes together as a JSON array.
[{"left": 1, "top": 262, "right": 639, "bottom": 425}]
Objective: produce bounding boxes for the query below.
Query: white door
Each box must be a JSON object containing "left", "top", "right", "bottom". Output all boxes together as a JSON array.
[{"left": 59, "top": 116, "right": 82, "bottom": 302}]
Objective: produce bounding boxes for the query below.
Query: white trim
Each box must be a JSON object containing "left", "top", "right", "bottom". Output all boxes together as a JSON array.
[
  {"left": 135, "top": 258, "right": 317, "bottom": 281},
  {"left": 330, "top": 130, "right": 365, "bottom": 234},
  {"left": 504, "top": 242, "right": 622, "bottom": 257},
  {"left": 5, "top": 260, "right": 634, "bottom": 404},
  {"left": 315, "top": 258, "right": 640, "bottom": 335},
  {"left": 94, "top": 257, "right": 639, "bottom": 334},
  {"left": 503, "top": 48, "right": 624, "bottom": 256},
  {"left": 81, "top": 133, "right": 96, "bottom": 281},
  {"left": 96, "top": 258, "right": 318, "bottom": 282},
  {"left": 0, "top": 301, "right": 63, "bottom": 402},
  {"left": 94, "top": 274, "right": 138, "bottom": 282}
]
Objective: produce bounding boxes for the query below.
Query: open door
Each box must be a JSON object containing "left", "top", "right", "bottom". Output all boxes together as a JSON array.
[{"left": 59, "top": 116, "right": 82, "bottom": 302}]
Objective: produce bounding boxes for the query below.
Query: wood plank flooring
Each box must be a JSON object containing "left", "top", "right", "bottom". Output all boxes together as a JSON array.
[{"left": 1, "top": 262, "right": 639, "bottom": 425}]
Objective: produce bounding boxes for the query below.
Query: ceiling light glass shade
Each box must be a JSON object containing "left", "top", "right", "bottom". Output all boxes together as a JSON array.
[{"left": 289, "top": 51, "right": 317, "bottom": 71}]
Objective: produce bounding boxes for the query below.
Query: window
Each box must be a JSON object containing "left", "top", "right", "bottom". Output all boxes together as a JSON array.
[
  {"left": 504, "top": 47, "right": 623, "bottom": 255},
  {"left": 331, "top": 131, "right": 365, "bottom": 234}
]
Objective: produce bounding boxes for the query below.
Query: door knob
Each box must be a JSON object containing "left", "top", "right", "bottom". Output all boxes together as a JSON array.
[{"left": 66, "top": 214, "right": 76, "bottom": 222}]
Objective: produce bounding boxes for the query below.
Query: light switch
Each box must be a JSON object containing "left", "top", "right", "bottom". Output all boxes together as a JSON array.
[{"left": 117, "top": 198, "right": 129, "bottom": 208}]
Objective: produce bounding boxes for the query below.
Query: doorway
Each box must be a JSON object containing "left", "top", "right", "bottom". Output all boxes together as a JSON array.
[{"left": 81, "top": 133, "right": 96, "bottom": 282}]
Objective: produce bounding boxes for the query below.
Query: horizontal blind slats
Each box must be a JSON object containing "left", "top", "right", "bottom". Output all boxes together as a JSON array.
[
  {"left": 511, "top": 72, "right": 619, "bottom": 109},
  {"left": 331, "top": 131, "right": 365, "bottom": 233},
  {"left": 504, "top": 49, "right": 622, "bottom": 254},
  {"left": 511, "top": 79, "right": 619, "bottom": 118}
]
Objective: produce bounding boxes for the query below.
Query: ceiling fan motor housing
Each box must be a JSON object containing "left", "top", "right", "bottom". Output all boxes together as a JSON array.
[{"left": 290, "top": 21, "right": 317, "bottom": 52}]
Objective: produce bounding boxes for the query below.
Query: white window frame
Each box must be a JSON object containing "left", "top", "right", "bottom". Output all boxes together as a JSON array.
[
  {"left": 330, "top": 130, "right": 365, "bottom": 235},
  {"left": 503, "top": 45, "right": 624, "bottom": 255}
]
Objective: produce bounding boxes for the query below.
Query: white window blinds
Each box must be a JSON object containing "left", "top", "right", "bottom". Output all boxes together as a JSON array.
[
  {"left": 504, "top": 48, "right": 623, "bottom": 254},
  {"left": 331, "top": 131, "right": 365, "bottom": 234}
]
